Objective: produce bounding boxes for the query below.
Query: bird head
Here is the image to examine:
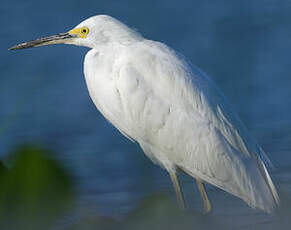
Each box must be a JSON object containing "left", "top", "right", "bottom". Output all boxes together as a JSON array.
[{"left": 9, "top": 15, "right": 141, "bottom": 50}]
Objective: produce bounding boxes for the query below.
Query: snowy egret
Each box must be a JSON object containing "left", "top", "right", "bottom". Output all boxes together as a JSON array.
[{"left": 10, "top": 15, "right": 279, "bottom": 213}]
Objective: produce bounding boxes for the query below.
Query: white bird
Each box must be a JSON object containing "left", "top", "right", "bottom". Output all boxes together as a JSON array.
[{"left": 10, "top": 15, "right": 280, "bottom": 213}]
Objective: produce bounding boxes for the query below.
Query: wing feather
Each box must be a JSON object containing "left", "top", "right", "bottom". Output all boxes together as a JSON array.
[{"left": 113, "top": 40, "right": 279, "bottom": 212}]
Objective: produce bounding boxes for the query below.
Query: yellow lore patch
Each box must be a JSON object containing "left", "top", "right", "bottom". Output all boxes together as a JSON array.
[{"left": 68, "top": 26, "right": 89, "bottom": 38}]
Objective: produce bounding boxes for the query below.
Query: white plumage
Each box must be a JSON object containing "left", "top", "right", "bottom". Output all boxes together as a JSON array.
[{"left": 10, "top": 15, "right": 279, "bottom": 213}]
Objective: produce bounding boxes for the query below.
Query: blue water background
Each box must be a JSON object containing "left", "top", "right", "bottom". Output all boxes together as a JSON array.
[{"left": 1, "top": 0, "right": 291, "bottom": 228}]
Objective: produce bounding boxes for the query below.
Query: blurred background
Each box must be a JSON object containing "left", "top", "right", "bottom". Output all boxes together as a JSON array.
[{"left": 1, "top": 0, "right": 291, "bottom": 229}]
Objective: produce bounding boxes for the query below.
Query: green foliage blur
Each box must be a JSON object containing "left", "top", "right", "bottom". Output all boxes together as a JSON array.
[
  {"left": 0, "top": 144, "right": 232, "bottom": 230},
  {"left": 69, "top": 190, "right": 291, "bottom": 230},
  {"left": 69, "top": 193, "right": 229, "bottom": 230},
  {"left": 0, "top": 145, "right": 290, "bottom": 230},
  {"left": 0, "top": 145, "right": 75, "bottom": 230}
]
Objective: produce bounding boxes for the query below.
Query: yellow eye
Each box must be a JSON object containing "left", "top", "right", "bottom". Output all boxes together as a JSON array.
[
  {"left": 80, "top": 27, "right": 89, "bottom": 35},
  {"left": 68, "top": 26, "right": 89, "bottom": 38}
]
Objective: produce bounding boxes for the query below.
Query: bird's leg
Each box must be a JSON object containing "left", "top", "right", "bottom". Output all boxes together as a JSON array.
[
  {"left": 196, "top": 179, "right": 211, "bottom": 214},
  {"left": 169, "top": 171, "right": 186, "bottom": 210}
]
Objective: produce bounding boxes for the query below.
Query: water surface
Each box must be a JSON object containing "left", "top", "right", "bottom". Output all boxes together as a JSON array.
[{"left": 1, "top": 0, "right": 291, "bottom": 229}]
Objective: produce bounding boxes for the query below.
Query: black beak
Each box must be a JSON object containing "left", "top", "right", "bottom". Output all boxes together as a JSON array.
[{"left": 9, "top": 32, "right": 76, "bottom": 50}]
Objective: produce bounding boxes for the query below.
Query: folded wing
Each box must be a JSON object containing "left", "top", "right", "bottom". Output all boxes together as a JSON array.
[{"left": 113, "top": 40, "right": 279, "bottom": 213}]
